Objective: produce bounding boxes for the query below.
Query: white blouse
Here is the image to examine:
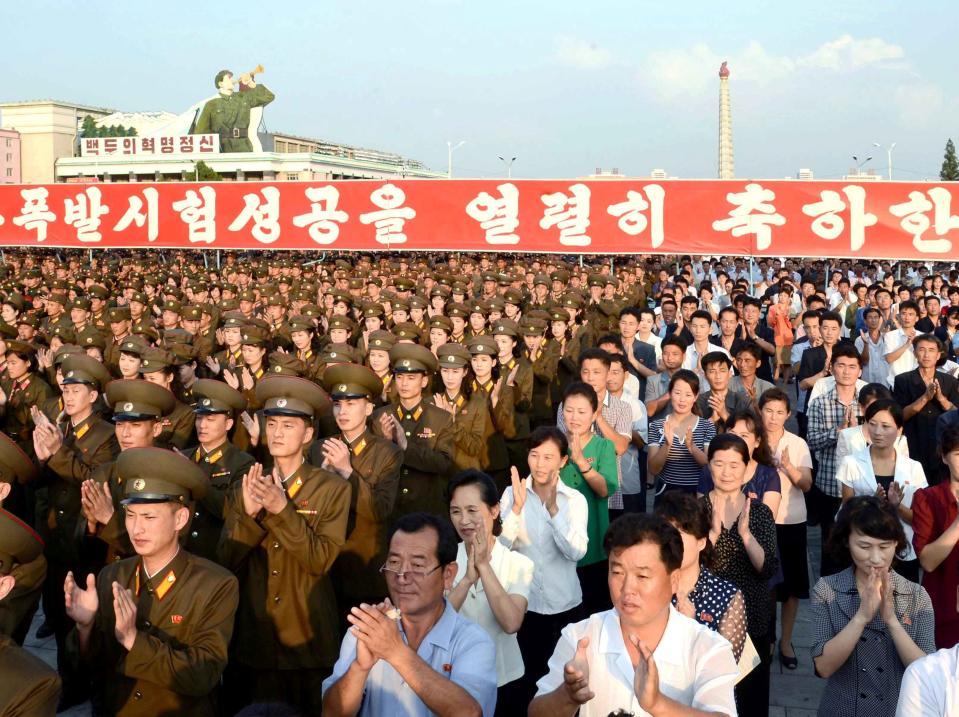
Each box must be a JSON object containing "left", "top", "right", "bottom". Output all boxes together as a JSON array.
[
  {"left": 835, "top": 447, "right": 928, "bottom": 561},
  {"left": 454, "top": 540, "right": 534, "bottom": 686},
  {"left": 499, "top": 478, "right": 588, "bottom": 615}
]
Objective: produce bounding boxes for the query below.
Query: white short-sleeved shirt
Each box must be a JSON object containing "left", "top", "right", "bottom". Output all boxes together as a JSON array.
[
  {"left": 535, "top": 607, "right": 738, "bottom": 717},
  {"left": 895, "top": 644, "right": 959, "bottom": 717},
  {"left": 771, "top": 431, "right": 813, "bottom": 525},
  {"left": 454, "top": 540, "right": 534, "bottom": 686},
  {"left": 883, "top": 329, "right": 918, "bottom": 386},
  {"left": 835, "top": 448, "right": 928, "bottom": 561}
]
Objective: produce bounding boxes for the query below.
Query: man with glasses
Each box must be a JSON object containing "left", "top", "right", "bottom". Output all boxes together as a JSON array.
[{"left": 323, "top": 512, "right": 497, "bottom": 716}]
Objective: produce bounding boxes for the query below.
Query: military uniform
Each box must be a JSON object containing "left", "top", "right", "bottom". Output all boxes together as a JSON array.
[
  {"left": 311, "top": 364, "right": 401, "bottom": 609},
  {"left": 219, "top": 376, "right": 349, "bottom": 715},
  {"left": 0, "top": 509, "right": 61, "bottom": 715},
  {"left": 193, "top": 83, "right": 275, "bottom": 153},
  {"left": 183, "top": 379, "right": 255, "bottom": 563},
  {"left": 0, "top": 437, "right": 44, "bottom": 646},
  {"left": 371, "top": 344, "right": 454, "bottom": 517},
  {"left": 69, "top": 449, "right": 238, "bottom": 717}
]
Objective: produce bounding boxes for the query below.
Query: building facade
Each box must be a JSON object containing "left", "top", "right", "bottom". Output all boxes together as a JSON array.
[{"left": 0, "top": 129, "right": 20, "bottom": 184}]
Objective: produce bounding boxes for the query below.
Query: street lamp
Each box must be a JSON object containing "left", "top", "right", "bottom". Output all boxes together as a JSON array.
[
  {"left": 447, "top": 140, "right": 465, "bottom": 179},
  {"left": 498, "top": 155, "right": 517, "bottom": 179},
  {"left": 852, "top": 155, "right": 873, "bottom": 175},
  {"left": 873, "top": 142, "right": 896, "bottom": 181}
]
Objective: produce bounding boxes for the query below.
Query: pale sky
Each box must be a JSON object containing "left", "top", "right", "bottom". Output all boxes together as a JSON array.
[{"left": 3, "top": 0, "right": 956, "bottom": 180}]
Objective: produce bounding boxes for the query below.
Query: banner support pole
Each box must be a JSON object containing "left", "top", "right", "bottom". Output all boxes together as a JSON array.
[
  {"left": 217, "top": 250, "right": 221, "bottom": 270},
  {"left": 749, "top": 257, "right": 756, "bottom": 295}
]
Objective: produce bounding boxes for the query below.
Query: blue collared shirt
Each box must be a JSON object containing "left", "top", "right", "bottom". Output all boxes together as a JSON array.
[{"left": 321, "top": 600, "right": 497, "bottom": 717}]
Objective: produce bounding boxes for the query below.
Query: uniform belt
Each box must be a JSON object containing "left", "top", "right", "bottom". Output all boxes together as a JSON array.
[{"left": 222, "top": 128, "right": 246, "bottom": 139}]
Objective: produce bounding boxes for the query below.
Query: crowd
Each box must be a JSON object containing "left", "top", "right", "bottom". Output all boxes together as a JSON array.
[{"left": 0, "top": 250, "right": 957, "bottom": 717}]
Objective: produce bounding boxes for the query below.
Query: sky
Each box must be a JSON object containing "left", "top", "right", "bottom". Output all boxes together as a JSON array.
[{"left": 3, "top": 0, "right": 957, "bottom": 181}]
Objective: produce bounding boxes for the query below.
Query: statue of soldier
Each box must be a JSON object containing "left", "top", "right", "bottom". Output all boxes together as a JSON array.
[{"left": 193, "top": 69, "right": 274, "bottom": 153}]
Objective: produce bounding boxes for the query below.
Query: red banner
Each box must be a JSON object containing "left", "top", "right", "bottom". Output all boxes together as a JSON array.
[{"left": 0, "top": 179, "right": 956, "bottom": 259}]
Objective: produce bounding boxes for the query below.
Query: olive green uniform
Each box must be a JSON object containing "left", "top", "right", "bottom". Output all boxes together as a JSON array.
[
  {"left": 0, "top": 633, "right": 61, "bottom": 716},
  {"left": 184, "top": 441, "right": 255, "bottom": 563},
  {"left": 371, "top": 401, "right": 454, "bottom": 517},
  {"left": 219, "top": 463, "right": 350, "bottom": 713},
  {"left": 193, "top": 84, "right": 275, "bottom": 153},
  {"left": 70, "top": 551, "right": 238, "bottom": 717},
  {"left": 308, "top": 429, "right": 401, "bottom": 608}
]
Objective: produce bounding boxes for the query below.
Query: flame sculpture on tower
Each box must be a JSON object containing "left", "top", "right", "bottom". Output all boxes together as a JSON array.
[{"left": 718, "top": 61, "right": 734, "bottom": 180}]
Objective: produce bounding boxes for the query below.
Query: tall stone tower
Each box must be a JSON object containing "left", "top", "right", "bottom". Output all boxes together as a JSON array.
[{"left": 718, "top": 61, "right": 734, "bottom": 179}]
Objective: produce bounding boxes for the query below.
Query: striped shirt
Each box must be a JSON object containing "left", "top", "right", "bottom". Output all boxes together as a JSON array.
[{"left": 648, "top": 416, "right": 717, "bottom": 488}]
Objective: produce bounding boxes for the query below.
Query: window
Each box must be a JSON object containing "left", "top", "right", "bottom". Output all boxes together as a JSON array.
[
  {"left": 4, "top": 154, "right": 10, "bottom": 161},
  {"left": 5, "top": 169, "right": 11, "bottom": 177},
  {"left": 4, "top": 138, "right": 10, "bottom": 147}
]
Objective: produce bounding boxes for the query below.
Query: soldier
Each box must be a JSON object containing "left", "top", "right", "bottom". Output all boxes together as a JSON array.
[
  {"left": 31, "top": 354, "right": 117, "bottom": 705},
  {"left": 219, "top": 375, "right": 350, "bottom": 715},
  {"left": 184, "top": 379, "right": 255, "bottom": 563},
  {"left": 372, "top": 343, "right": 454, "bottom": 517},
  {"left": 0, "top": 434, "right": 43, "bottom": 645},
  {"left": 193, "top": 69, "right": 275, "bottom": 152},
  {"left": 138, "top": 347, "right": 196, "bottom": 450},
  {"left": 64, "top": 448, "right": 238, "bottom": 716},
  {"left": 0, "top": 509, "right": 61, "bottom": 716},
  {"left": 311, "top": 363, "right": 401, "bottom": 619},
  {"left": 82, "top": 380, "right": 176, "bottom": 562}
]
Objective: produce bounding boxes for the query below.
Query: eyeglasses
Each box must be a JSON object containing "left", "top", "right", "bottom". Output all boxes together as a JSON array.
[{"left": 379, "top": 562, "right": 442, "bottom": 581}]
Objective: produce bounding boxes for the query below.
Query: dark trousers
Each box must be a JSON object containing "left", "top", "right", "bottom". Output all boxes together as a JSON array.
[
  {"left": 818, "top": 494, "right": 843, "bottom": 578},
  {"left": 735, "top": 634, "right": 771, "bottom": 717},
  {"left": 514, "top": 605, "right": 585, "bottom": 708},
  {"left": 224, "top": 663, "right": 332, "bottom": 716}
]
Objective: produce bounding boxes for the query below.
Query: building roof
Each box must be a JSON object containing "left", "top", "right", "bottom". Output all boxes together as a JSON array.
[
  {"left": 271, "top": 130, "right": 429, "bottom": 170},
  {"left": 0, "top": 99, "right": 116, "bottom": 114}
]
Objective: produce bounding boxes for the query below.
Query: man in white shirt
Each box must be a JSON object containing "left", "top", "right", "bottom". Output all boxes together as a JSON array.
[
  {"left": 883, "top": 300, "right": 920, "bottom": 386},
  {"left": 895, "top": 644, "right": 959, "bottom": 717},
  {"left": 529, "top": 514, "right": 737, "bottom": 717},
  {"left": 682, "top": 310, "right": 729, "bottom": 378}
]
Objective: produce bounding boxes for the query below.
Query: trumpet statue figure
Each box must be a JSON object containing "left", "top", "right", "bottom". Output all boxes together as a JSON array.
[{"left": 192, "top": 65, "right": 275, "bottom": 153}]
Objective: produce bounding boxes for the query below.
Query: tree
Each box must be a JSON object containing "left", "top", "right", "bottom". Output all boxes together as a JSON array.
[
  {"left": 80, "top": 115, "right": 98, "bottom": 137},
  {"left": 186, "top": 161, "right": 223, "bottom": 182},
  {"left": 941, "top": 139, "right": 959, "bottom": 181}
]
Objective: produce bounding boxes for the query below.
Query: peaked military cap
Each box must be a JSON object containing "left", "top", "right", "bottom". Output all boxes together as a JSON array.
[
  {"left": 106, "top": 379, "right": 176, "bottom": 421},
  {"left": 192, "top": 378, "right": 247, "bottom": 415},
  {"left": 62, "top": 354, "right": 112, "bottom": 389},
  {"left": 323, "top": 364, "right": 383, "bottom": 401},
  {"left": 118, "top": 447, "right": 208, "bottom": 505},
  {"left": 390, "top": 343, "right": 438, "bottom": 374},
  {"left": 256, "top": 376, "right": 331, "bottom": 418}
]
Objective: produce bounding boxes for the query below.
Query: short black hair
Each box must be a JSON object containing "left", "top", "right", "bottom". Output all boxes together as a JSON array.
[
  {"left": 689, "top": 310, "right": 712, "bottom": 325},
  {"left": 940, "top": 424, "right": 959, "bottom": 458},
  {"left": 446, "top": 470, "right": 502, "bottom": 536},
  {"left": 707, "top": 432, "right": 751, "bottom": 463},
  {"left": 604, "top": 513, "right": 683, "bottom": 573},
  {"left": 655, "top": 492, "right": 713, "bottom": 566},
  {"left": 734, "top": 341, "right": 763, "bottom": 362},
  {"left": 819, "top": 310, "right": 843, "bottom": 327},
  {"left": 668, "top": 368, "right": 700, "bottom": 396},
  {"left": 563, "top": 381, "right": 598, "bottom": 412},
  {"left": 701, "top": 351, "right": 732, "bottom": 370},
  {"left": 388, "top": 512, "right": 458, "bottom": 566},
  {"left": 680, "top": 296, "right": 699, "bottom": 307},
  {"left": 607, "top": 354, "right": 629, "bottom": 373},
  {"left": 661, "top": 334, "right": 688, "bottom": 352},
  {"left": 619, "top": 306, "right": 642, "bottom": 321},
  {"left": 830, "top": 343, "right": 862, "bottom": 366},
  {"left": 899, "top": 300, "right": 920, "bottom": 314},
  {"left": 595, "top": 335, "right": 620, "bottom": 349},
  {"left": 859, "top": 382, "right": 892, "bottom": 406},
  {"left": 827, "top": 496, "right": 908, "bottom": 567},
  {"left": 864, "top": 398, "right": 904, "bottom": 429},
  {"left": 528, "top": 425, "right": 568, "bottom": 455},
  {"left": 579, "top": 347, "right": 611, "bottom": 369}
]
